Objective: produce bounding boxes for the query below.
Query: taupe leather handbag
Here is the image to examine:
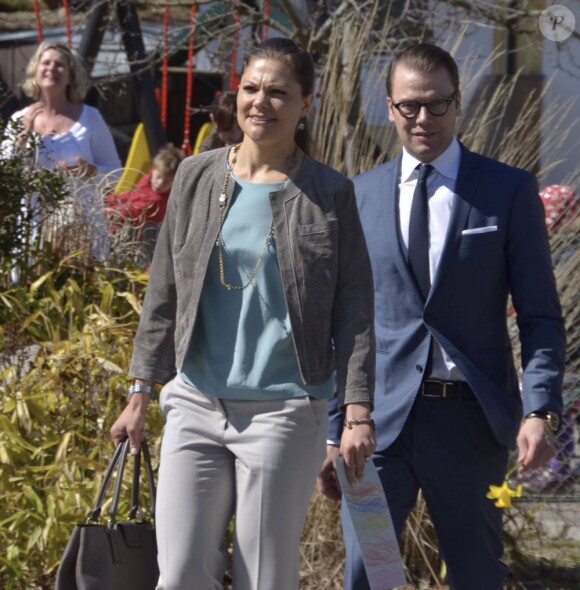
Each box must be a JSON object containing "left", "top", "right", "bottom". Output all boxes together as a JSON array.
[{"left": 55, "top": 440, "right": 158, "bottom": 590}]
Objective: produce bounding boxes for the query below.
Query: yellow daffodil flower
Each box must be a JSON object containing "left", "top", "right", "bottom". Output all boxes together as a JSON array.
[{"left": 486, "top": 481, "right": 522, "bottom": 508}]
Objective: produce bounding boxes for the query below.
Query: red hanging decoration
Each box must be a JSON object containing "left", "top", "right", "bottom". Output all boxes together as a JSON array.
[
  {"left": 263, "top": 0, "right": 270, "bottom": 41},
  {"left": 181, "top": 3, "right": 197, "bottom": 156},
  {"left": 33, "top": 0, "right": 44, "bottom": 43},
  {"left": 229, "top": 0, "right": 241, "bottom": 91},
  {"left": 161, "top": 0, "right": 170, "bottom": 129},
  {"left": 62, "top": 0, "right": 72, "bottom": 47}
]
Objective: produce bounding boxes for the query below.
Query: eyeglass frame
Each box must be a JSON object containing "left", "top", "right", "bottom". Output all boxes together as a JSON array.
[{"left": 391, "top": 92, "right": 458, "bottom": 119}]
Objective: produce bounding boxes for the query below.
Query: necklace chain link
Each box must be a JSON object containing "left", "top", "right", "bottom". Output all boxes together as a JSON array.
[{"left": 216, "top": 144, "right": 295, "bottom": 291}]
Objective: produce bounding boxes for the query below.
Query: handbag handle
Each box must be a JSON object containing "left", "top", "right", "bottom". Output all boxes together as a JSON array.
[
  {"left": 129, "top": 440, "right": 156, "bottom": 521},
  {"left": 87, "top": 440, "right": 156, "bottom": 527},
  {"left": 87, "top": 441, "right": 126, "bottom": 523}
]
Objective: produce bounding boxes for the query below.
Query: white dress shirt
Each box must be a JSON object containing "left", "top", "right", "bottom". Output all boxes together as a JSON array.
[{"left": 399, "top": 138, "right": 466, "bottom": 381}]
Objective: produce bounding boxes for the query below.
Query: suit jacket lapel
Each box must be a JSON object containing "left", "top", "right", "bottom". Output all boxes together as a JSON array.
[{"left": 430, "top": 145, "right": 477, "bottom": 294}]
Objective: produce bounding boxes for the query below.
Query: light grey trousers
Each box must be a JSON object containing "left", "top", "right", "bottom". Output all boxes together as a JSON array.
[{"left": 155, "top": 376, "right": 328, "bottom": 590}]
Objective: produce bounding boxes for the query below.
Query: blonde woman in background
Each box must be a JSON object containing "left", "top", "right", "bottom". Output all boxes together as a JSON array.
[{"left": 2, "top": 40, "right": 121, "bottom": 261}]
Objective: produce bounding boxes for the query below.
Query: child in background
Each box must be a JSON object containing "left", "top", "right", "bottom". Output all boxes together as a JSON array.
[
  {"left": 106, "top": 143, "right": 184, "bottom": 264},
  {"left": 199, "top": 91, "right": 243, "bottom": 152}
]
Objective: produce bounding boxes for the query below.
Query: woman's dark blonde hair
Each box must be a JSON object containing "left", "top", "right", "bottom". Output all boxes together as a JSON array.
[
  {"left": 242, "top": 37, "right": 315, "bottom": 155},
  {"left": 23, "top": 41, "right": 89, "bottom": 103}
]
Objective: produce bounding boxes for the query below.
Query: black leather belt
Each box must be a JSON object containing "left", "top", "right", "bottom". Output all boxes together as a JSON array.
[{"left": 419, "top": 380, "right": 475, "bottom": 399}]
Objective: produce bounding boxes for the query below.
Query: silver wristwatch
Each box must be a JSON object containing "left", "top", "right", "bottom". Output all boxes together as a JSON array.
[{"left": 127, "top": 383, "right": 155, "bottom": 400}]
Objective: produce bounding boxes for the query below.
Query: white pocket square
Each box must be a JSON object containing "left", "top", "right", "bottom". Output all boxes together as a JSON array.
[{"left": 461, "top": 225, "right": 498, "bottom": 235}]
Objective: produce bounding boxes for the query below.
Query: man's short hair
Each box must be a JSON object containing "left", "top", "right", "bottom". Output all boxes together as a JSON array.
[{"left": 387, "top": 43, "right": 460, "bottom": 97}]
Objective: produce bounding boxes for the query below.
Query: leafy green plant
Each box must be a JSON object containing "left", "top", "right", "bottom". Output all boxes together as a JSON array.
[
  {"left": 0, "top": 117, "right": 70, "bottom": 289},
  {"left": 0, "top": 260, "right": 160, "bottom": 588}
]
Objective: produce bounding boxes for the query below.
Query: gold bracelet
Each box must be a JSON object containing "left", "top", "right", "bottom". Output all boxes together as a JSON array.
[{"left": 344, "top": 418, "right": 375, "bottom": 431}]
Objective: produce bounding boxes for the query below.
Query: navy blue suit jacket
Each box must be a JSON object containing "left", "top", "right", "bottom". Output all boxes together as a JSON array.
[{"left": 329, "top": 144, "right": 566, "bottom": 451}]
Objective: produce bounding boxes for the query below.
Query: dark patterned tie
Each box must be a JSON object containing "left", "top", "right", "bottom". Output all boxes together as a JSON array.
[{"left": 408, "top": 163, "right": 433, "bottom": 300}]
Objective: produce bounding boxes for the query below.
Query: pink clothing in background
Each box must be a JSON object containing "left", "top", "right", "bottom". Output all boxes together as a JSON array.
[{"left": 539, "top": 184, "right": 578, "bottom": 231}]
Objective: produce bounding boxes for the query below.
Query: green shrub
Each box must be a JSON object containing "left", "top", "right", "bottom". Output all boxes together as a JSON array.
[{"left": 0, "top": 260, "right": 162, "bottom": 588}]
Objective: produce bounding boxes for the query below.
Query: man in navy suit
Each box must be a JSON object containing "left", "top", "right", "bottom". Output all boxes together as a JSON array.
[{"left": 317, "top": 43, "right": 566, "bottom": 590}]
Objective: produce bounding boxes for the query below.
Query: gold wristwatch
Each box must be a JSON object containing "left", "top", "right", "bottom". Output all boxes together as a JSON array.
[{"left": 525, "top": 410, "right": 560, "bottom": 434}]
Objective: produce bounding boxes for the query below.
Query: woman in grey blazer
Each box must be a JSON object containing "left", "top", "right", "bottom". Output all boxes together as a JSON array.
[{"left": 110, "top": 37, "right": 376, "bottom": 590}]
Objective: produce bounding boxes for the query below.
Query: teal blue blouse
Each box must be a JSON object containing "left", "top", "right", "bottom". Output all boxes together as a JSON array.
[{"left": 180, "top": 171, "right": 334, "bottom": 400}]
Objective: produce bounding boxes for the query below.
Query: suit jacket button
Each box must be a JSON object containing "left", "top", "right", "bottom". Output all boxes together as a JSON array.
[{"left": 416, "top": 365, "right": 423, "bottom": 373}]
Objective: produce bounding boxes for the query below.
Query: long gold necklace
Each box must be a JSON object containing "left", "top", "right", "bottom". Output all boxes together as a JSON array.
[{"left": 216, "top": 144, "right": 297, "bottom": 291}]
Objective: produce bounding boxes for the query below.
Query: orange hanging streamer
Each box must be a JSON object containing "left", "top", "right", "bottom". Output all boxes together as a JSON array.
[
  {"left": 181, "top": 4, "right": 198, "bottom": 156},
  {"left": 33, "top": 0, "right": 43, "bottom": 43},
  {"left": 62, "top": 0, "right": 72, "bottom": 47},
  {"left": 229, "top": 0, "right": 241, "bottom": 91},
  {"left": 263, "top": 0, "right": 270, "bottom": 40},
  {"left": 161, "top": 0, "right": 170, "bottom": 129}
]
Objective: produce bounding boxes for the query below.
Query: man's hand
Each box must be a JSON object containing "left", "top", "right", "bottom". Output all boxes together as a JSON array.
[
  {"left": 317, "top": 445, "right": 342, "bottom": 501},
  {"left": 110, "top": 393, "right": 149, "bottom": 455},
  {"left": 516, "top": 417, "right": 556, "bottom": 472}
]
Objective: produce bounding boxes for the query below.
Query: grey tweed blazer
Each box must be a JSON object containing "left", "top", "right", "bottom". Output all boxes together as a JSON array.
[{"left": 129, "top": 147, "right": 375, "bottom": 408}]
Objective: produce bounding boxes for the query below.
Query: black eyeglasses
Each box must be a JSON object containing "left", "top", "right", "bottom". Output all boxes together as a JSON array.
[{"left": 392, "top": 92, "right": 457, "bottom": 119}]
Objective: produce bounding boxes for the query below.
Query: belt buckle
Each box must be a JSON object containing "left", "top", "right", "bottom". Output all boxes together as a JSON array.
[
  {"left": 422, "top": 380, "right": 454, "bottom": 398},
  {"left": 421, "top": 380, "right": 441, "bottom": 398},
  {"left": 441, "top": 380, "right": 454, "bottom": 398}
]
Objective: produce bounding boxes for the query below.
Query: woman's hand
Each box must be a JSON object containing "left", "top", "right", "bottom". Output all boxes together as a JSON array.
[
  {"left": 23, "top": 102, "right": 45, "bottom": 132},
  {"left": 16, "top": 102, "right": 44, "bottom": 147},
  {"left": 58, "top": 157, "right": 97, "bottom": 178},
  {"left": 340, "top": 403, "right": 376, "bottom": 486},
  {"left": 110, "top": 391, "right": 149, "bottom": 455}
]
